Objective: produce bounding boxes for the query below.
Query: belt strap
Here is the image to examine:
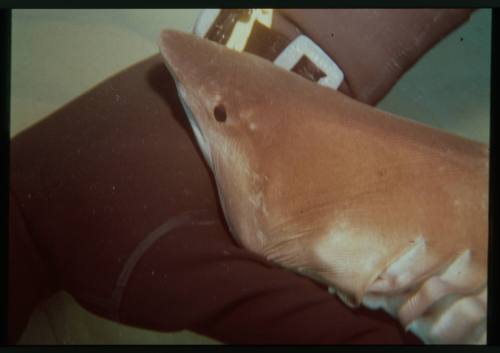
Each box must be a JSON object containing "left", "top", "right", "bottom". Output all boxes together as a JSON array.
[{"left": 193, "top": 9, "right": 344, "bottom": 90}]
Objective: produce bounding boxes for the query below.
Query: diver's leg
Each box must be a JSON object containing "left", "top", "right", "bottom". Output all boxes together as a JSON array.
[
  {"left": 9, "top": 54, "right": 421, "bottom": 344},
  {"left": 8, "top": 193, "right": 60, "bottom": 344}
]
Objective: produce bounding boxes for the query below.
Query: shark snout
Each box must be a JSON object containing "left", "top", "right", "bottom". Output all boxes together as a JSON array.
[
  {"left": 159, "top": 29, "right": 212, "bottom": 87},
  {"left": 159, "top": 30, "right": 186, "bottom": 83}
]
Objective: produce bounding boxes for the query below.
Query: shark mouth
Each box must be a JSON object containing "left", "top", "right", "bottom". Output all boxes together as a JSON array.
[
  {"left": 159, "top": 30, "right": 215, "bottom": 171},
  {"left": 175, "top": 82, "right": 214, "bottom": 169}
]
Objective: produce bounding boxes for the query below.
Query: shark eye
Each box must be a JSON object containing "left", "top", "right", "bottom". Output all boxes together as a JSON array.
[{"left": 213, "top": 104, "right": 227, "bottom": 123}]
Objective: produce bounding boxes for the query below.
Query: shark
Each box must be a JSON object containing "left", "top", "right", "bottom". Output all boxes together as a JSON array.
[{"left": 158, "top": 29, "right": 488, "bottom": 344}]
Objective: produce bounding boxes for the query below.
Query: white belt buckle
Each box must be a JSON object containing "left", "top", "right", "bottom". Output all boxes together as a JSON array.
[{"left": 273, "top": 35, "right": 344, "bottom": 90}]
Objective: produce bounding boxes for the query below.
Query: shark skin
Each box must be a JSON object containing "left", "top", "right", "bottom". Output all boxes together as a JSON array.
[{"left": 159, "top": 30, "right": 488, "bottom": 344}]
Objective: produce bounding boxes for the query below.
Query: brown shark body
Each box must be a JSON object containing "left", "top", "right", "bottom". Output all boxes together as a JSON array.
[{"left": 159, "top": 30, "right": 488, "bottom": 344}]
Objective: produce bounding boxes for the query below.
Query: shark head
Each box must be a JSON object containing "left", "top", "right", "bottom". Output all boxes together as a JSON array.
[
  {"left": 158, "top": 29, "right": 296, "bottom": 251},
  {"left": 157, "top": 32, "right": 489, "bottom": 340}
]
